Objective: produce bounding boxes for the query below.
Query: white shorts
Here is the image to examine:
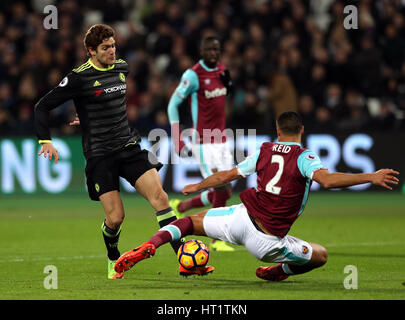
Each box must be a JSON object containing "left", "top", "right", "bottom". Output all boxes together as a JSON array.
[
  {"left": 191, "top": 142, "right": 233, "bottom": 178},
  {"left": 203, "top": 204, "right": 313, "bottom": 265}
]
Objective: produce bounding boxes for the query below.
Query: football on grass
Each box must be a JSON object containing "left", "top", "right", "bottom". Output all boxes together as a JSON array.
[{"left": 177, "top": 239, "right": 210, "bottom": 269}]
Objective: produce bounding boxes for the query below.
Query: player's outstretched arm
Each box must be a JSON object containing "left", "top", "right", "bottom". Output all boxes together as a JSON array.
[
  {"left": 182, "top": 167, "right": 242, "bottom": 195},
  {"left": 313, "top": 168, "right": 399, "bottom": 190}
]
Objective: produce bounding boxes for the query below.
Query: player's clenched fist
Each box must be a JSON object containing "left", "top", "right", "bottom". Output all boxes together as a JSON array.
[{"left": 182, "top": 184, "right": 199, "bottom": 196}]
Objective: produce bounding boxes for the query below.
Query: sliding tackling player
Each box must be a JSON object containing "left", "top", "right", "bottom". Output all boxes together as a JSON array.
[{"left": 114, "top": 111, "right": 399, "bottom": 281}]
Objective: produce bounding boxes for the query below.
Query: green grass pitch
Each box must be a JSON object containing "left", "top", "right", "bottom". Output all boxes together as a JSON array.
[{"left": 0, "top": 192, "right": 404, "bottom": 300}]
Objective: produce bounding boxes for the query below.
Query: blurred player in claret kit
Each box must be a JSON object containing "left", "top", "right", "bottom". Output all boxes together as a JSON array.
[
  {"left": 114, "top": 111, "right": 399, "bottom": 281},
  {"left": 167, "top": 35, "right": 235, "bottom": 252},
  {"left": 34, "top": 24, "right": 213, "bottom": 279}
]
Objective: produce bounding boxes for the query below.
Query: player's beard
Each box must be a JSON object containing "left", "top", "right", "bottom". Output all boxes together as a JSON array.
[{"left": 96, "top": 53, "right": 115, "bottom": 68}]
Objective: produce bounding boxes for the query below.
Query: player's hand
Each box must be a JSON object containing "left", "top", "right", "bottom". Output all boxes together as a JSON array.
[
  {"left": 38, "top": 143, "right": 59, "bottom": 163},
  {"left": 371, "top": 169, "right": 399, "bottom": 190},
  {"left": 182, "top": 184, "right": 200, "bottom": 196},
  {"left": 69, "top": 114, "right": 80, "bottom": 126},
  {"left": 220, "top": 69, "right": 233, "bottom": 95}
]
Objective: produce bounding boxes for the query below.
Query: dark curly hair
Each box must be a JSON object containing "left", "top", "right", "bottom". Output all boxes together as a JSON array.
[{"left": 83, "top": 24, "right": 115, "bottom": 57}]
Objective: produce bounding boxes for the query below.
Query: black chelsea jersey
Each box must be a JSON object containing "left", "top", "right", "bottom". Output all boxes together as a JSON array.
[{"left": 34, "top": 59, "right": 140, "bottom": 160}]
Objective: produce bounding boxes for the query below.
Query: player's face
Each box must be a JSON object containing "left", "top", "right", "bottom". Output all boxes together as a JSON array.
[
  {"left": 201, "top": 40, "right": 221, "bottom": 68},
  {"left": 94, "top": 37, "right": 116, "bottom": 67}
]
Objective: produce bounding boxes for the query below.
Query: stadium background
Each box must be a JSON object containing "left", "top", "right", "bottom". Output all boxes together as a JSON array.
[
  {"left": 0, "top": 0, "right": 405, "bottom": 194},
  {"left": 0, "top": 0, "right": 404, "bottom": 195},
  {"left": 0, "top": 0, "right": 405, "bottom": 302}
]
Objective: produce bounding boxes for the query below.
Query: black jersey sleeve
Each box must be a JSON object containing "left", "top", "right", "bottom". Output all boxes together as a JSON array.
[{"left": 34, "top": 72, "right": 81, "bottom": 143}]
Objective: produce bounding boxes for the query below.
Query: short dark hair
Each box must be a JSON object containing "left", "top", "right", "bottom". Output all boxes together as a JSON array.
[
  {"left": 200, "top": 35, "right": 220, "bottom": 49},
  {"left": 276, "top": 111, "right": 303, "bottom": 135},
  {"left": 84, "top": 24, "right": 115, "bottom": 57}
]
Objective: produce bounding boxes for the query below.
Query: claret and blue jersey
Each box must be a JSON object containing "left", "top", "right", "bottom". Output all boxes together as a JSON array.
[
  {"left": 167, "top": 60, "right": 227, "bottom": 144},
  {"left": 237, "top": 142, "right": 325, "bottom": 237}
]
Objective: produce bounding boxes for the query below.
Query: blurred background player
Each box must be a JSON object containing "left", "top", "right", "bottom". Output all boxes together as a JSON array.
[
  {"left": 34, "top": 24, "right": 212, "bottom": 279},
  {"left": 114, "top": 111, "right": 399, "bottom": 281},
  {"left": 167, "top": 35, "right": 235, "bottom": 252}
]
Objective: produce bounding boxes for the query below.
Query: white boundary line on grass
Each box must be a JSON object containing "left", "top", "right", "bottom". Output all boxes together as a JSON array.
[
  {"left": 1, "top": 254, "right": 105, "bottom": 263},
  {"left": 1, "top": 241, "right": 402, "bottom": 263}
]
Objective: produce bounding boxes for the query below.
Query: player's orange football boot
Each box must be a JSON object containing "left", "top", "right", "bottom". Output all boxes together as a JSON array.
[
  {"left": 114, "top": 241, "right": 156, "bottom": 273},
  {"left": 179, "top": 264, "right": 215, "bottom": 277},
  {"left": 256, "top": 266, "right": 290, "bottom": 282}
]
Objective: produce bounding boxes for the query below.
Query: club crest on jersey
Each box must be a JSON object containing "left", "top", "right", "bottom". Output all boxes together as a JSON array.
[
  {"left": 302, "top": 245, "right": 309, "bottom": 254},
  {"left": 204, "top": 78, "right": 211, "bottom": 85},
  {"left": 58, "top": 77, "right": 68, "bottom": 87},
  {"left": 119, "top": 72, "right": 125, "bottom": 82},
  {"left": 180, "top": 78, "right": 190, "bottom": 90}
]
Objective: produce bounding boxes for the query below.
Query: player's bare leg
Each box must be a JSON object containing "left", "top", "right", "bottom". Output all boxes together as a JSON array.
[
  {"left": 100, "top": 191, "right": 125, "bottom": 230},
  {"left": 134, "top": 168, "right": 170, "bottom": 211},
  {"left": 256, "top": 243, "right": 328, "bottom": 281}
]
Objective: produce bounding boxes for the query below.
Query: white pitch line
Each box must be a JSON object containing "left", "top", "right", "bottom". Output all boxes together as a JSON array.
[
  {"left": 0, "top": 254, "right": 105, "bottom": 263},
  {"left": 1, "top": 241, "right": 402, "bottom": 263},
  {"left": 323, "top": 241, "right": 403, "bottom": 248}
]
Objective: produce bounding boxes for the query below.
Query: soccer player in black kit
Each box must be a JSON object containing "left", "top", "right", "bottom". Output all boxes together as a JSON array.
[{"left": 34, "top": 24, "right": 213, "bottom": 278}]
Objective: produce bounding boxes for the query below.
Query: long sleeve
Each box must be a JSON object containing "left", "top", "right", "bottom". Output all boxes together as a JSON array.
[
  {"left": 34, "top": 72, "right": 81, "bottom": 143},
  {"left": 167, "top": 92, "right": 184, "bottom": 124},
  {"left": 167, "top": 69, "right": 199, "bottom": 124}
]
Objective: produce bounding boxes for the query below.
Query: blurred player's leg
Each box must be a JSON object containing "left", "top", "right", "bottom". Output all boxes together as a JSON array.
[
  {"left": 170, "top": 190, "right": 214, "bottom": 218},
  {"left": 209, "top": 185, "right": 235, "bottom": 251},
  {"left": 197, "top": 144, "right": 235, "bottom": 251},
  {"left": 211, "top": 187, "right": 232, "bottom": 208}
]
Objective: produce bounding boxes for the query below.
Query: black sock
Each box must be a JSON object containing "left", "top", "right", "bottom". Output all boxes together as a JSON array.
[
  {"left": 155, "top": 207, "right": 184, "bottom": 254},
  {"left": 101, "top": 221, "right": 121, "bottom": 261}
]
